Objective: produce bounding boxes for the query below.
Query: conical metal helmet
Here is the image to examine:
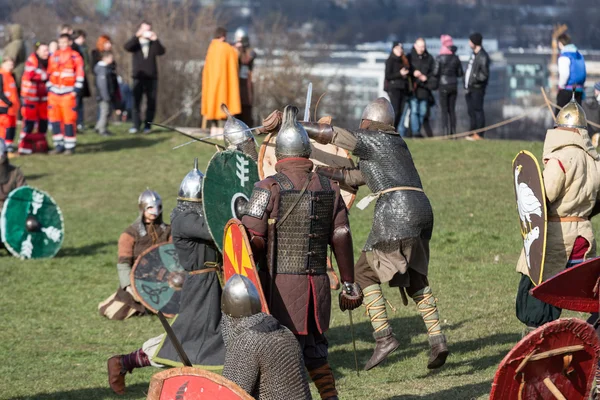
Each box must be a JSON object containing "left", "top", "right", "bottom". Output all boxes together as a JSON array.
[
  {"left": 178, "top": 158, "right": 204, "bottom": 202},
  {"left": 221, "top": 274, "right": 262, "bottom": 318},
  {"left": 234, "top": 27, "right": 249, "bottom": 47},
  {"left": 556, "top": 94, "right": 587, "bottom": 130},
  {"left": 138, "top": 189, "right": 163, "bottom": 216},
  {"left": 360, "top": 97, "right": 395, "bottom": 127},
  {"left": 221, "top": 103, "right": 255, "bottom": 147},
  {"left": 275, "top": 105, "right": 311, "bottom": 161}
]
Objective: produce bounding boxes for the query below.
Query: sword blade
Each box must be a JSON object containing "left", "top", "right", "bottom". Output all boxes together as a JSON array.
[
  {"left": 304, "top": 82, "right": 313, "bottom": 122},
  {"left": 157, "top": 311, "right": 193, "bottom": 367},
  {"left": 167, "top": 125, "right": 264, "bottom": 150},
  {"left": 348, "top": 310, "right": 360, "bottom": 376}
]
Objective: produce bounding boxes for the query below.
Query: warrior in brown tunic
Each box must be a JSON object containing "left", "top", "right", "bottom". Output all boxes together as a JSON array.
[
  {"left": 0, "top": 138, "right": 26, "bottom": 212},
  {"left": 242, "top": 106, "right": 362, "bottom": 400},
  {"left": 98, "top": 189, "right": 171, "bottom": 320}
]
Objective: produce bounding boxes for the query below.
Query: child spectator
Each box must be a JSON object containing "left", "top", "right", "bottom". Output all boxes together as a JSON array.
[{"left": 94, "top": 51, "right": 119, "bottom": 136}]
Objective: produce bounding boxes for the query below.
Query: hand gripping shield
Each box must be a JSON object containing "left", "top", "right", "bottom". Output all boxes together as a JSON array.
[
  {"left": 512, "top": 150, "right": 548, "bottom": 286},
  {"left": 203, "top": 150, "right": 260, "bottom": 252},
  {"left": 147, "top": 367, "right": 253, "bottom": 400},
  {"left": 222, "top": 219, "right": 269, "bottom": 314},
  {"left": 130, "top": 243, "right": 187, "bottom": 318},
  {"left": 490, "top": 318, "right": 600, "bottom": 400},
  {"left": 1, "top": 186, "right": 64, "bottom": 259},
  {"left": 531, "top": 257, "right": 600, "bottom": 313}
]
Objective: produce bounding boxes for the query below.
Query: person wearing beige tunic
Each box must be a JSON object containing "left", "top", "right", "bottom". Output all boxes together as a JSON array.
[{"left": 516, "top": 97, "right": 600, "bottom": 331}]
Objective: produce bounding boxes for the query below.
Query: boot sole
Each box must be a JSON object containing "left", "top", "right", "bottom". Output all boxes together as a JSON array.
[
  {"left": 427, "top": 349, "right": 449, "bottom": 369},
  {"left": 364, "top": 341, "right": 401, "bottom": 371}
]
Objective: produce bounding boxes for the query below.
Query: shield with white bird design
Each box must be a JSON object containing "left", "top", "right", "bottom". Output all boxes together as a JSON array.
[{"left": 512, "top": 150, "right": 547, "bottom": 286}]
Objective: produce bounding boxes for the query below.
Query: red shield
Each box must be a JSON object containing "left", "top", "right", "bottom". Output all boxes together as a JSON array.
[
  {"left": 531, "top": 257, "right": 600, "bottom": 313},
  {"left": 147, "top": 367, "right": 253, "bottom": 400},
  {"left": 490, "top": 318, "right": 600, "bottom": 400},
  {"left": 222, "top": 218, "right": 269, "bottom": 314}
]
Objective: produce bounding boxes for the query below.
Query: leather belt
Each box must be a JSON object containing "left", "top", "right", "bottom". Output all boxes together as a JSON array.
[
  {"left": 189, "top": 267, "right": 218, "bottom": 276},
  {"left": 548, "top": 216, "right": 588, "bottom": 222}
]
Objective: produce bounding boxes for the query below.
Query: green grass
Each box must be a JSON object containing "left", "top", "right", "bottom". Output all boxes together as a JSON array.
[{"left": 0, "top": 127, "right": 594, "bottom": 399}]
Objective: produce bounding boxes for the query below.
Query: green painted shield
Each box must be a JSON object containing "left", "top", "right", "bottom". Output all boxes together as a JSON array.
[
  {"left": 203, "top": 150, "right": 259, "bottom": 251},
  {"left": 131, "top": 243, "right": 186, "bottom": 317},
  {"left": 1, "top": 186, "right": 64, "bottom": 259}
]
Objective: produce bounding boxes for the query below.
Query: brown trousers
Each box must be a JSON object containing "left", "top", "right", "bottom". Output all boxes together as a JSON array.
[{"left": 355, "top": 251, "right": 429, "bottom": 297}]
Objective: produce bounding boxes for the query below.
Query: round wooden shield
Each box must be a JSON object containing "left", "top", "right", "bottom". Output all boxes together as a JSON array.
[
  {"left": 512, "top": 150, "right": 548, "bottom": 286},
  {"left": 258, "top": 133, "right": 357, "bottom": 208},
  {"left": 223, "top": 219, "right": 269, "bottom": 314},
  {"left": 531, "top": 257, "right": 600, "bottom": 313},
  {"left": 490, "top": 318, "right": 600, "bottom": 400},
  {"left": 130, "top": 243, "right": 186, "bottom": 318},
  {"left": 1, "top": 186, "right": 64, "bottom": 259},
  {"left": 203, "top": 150, "right": 260, "bottom": 252},
  {"left": 147, "top": 367, "right": 253, "bottom": 400}
]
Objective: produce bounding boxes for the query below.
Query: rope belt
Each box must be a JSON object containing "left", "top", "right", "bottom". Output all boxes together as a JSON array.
[
  {"left": 189, "top": 266, "right": 218, "bottom": 276},
  {"left": 548, "top": 216, "right": 588, "bottom": 222},
  {"left": 356, "top": 186, "right": 424, "bottom": 210}
]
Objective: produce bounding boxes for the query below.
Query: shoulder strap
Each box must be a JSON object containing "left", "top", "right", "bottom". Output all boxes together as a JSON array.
[{"left": 276, "top": 172, "right": 314, "bottom": 229}]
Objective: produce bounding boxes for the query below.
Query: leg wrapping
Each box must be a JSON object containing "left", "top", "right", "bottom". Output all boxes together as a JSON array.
[
  {"left": 308, "top": 363, "right": 338, "bottom": 400},
  {"left": 363, "top": 284, "right": 390, "bottom": 333},
  {"left": 413, "top": 286, "right": 442, "bottom": 337}
]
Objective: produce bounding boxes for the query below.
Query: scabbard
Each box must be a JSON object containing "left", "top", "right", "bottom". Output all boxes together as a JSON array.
[{"left": 267, "top": 218, "right": 277, "bottom": 309}]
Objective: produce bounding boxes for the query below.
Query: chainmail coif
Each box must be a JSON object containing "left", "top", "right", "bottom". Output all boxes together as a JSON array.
[{"left": 222, "top": 312, "right": 311, "bottom": 400}]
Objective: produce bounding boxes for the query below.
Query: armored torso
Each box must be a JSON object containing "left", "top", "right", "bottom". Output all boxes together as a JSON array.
[
  {"left": 354, "top": 129, "right": 434, "bottom": 249},
  {"left": 274, "top": 173, "right": 335, "bottom": 275}
]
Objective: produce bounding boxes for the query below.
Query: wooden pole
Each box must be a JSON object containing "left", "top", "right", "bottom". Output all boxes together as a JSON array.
[
  {"left": 541, "top": 87, "right": 557, "bottom": 123},
  {"left": 542, "top": 377, "right": 567, "bottom": 400}
]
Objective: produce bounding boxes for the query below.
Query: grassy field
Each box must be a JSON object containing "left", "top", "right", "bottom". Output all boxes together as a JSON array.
[{"left": 0, "top": 126, "right": 593, "bottom": 400}]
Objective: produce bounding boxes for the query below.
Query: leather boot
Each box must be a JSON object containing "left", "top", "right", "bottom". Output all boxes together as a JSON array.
[
  {"left": 107, "top": 356, "right": 127, "bottom": 395},
  {"left": 364, "top": 327, "right": 400, "bottom": 371},
  {"left": 427, "top": 335, "right": 449, "bottom": 369}
]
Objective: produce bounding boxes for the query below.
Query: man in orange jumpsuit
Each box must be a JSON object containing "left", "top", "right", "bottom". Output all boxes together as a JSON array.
[
  {"left": 47, "top": 34, "right": 84, "bottom": 155},
  {"left": 0, "top": 57, "right": 20, "bottom": 154},
  {"left": 19, "top": 42, "right": 49, "bottom": 154}
]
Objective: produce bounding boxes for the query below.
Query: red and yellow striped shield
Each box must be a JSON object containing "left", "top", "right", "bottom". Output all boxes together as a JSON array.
[{"left": 222, "top": 219, "right": 269, "bottom": 314}]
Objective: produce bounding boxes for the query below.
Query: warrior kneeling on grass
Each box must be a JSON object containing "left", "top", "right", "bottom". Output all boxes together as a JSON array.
[
  {"left": 515, "top": 96, "right": 600, "bottom": 334},
  {"left": 108, "top": 160, "right": 224, "bottom": 395},
  {"left": 261, "top": 98, "right": 449, "bottom": 371}
]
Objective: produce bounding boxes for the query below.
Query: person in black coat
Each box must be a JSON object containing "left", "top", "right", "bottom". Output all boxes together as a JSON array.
[
  {"left": 408, "top": 38, "right": 437, "bottom": 137},
  {"left": 385, "top": 42, "right": 411, "bottom": 134},
  {"left": 464, "top": 32, "right": 490, "bottom": 140},
  {"left": 124, "top": 21, "right": 166, "bottom": 134},
  {"left": 436, "top": 35, "right": 463, "bottom": 136}
]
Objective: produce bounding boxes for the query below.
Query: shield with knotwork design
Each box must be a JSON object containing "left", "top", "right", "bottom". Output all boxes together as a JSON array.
[
  {"left": 130, "top": 243, "right": 187, "bottom": 318},
  {"left": 147, "top": 367, "right": 254, "bottom": 400},
  {"left": 490, "top": 318, "right": 600, "bottom": 400},
  {"left": 1, "top": 186, "right": 64, "bottom": 259},
  {"left": 203, "top": 150, "right": 260, "bottom": 252},
  {"left": 222, "top": 218, "right": 269, "bottom": 314}
]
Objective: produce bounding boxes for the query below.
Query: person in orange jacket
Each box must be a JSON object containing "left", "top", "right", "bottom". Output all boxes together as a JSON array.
[
  {"left": 47, "top": 33, "right": 84, "bottom": 155},
  {"left": 20, "top": 42, "right": 49, "bottom": 140},
  {"left": 0, "top": 57, "right": 20, "bottom": 154}
]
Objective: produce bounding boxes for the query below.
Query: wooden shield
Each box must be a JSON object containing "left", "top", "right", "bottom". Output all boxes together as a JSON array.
[
  {"left": 147, "top": 367, "right": 253, "bottom": 400},
  {"left": 258, "top": 133, "right": 357, "bottom": 208},
  {"left": 130, "top": 243, "right": 187, "bottom": 318},
  {"left": 203, "top": 150, "right": 260, "bottom": 252},
  {"left": 513, "top": 151, "right": 547, "bottom": 286},
  {"left": 490, "top": 318, "right": 600, "bottom": 400},
  {"left": 1, "top": 186, "right": 64, "bottom": 259},
  {"left": 222, "top": 219, "right": 269, "bottom": 314},
  {"left": 531, "top": 257, "right": 600, "bottom": 313}
]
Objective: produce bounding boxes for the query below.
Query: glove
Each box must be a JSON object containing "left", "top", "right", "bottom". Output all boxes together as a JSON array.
[
  {"left": 260, "top": 110, "right": 282, "bottom": 134},
  {"left": 339, "top": 281, "right": 363, "bottom": 312}
]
